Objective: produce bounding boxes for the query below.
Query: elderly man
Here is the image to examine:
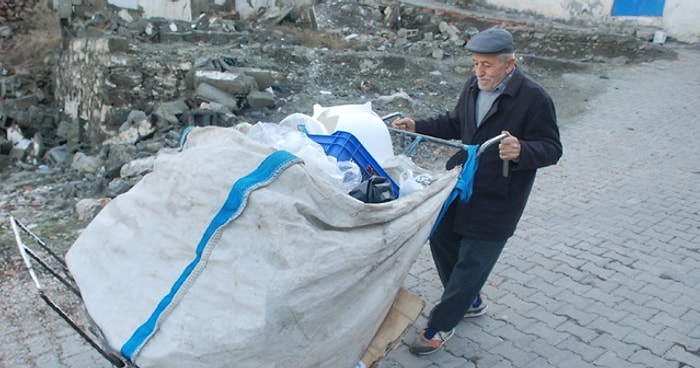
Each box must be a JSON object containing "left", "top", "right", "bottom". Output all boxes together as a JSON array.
[{"left": 392, "top": 27, "right": 563, "bottom": 355}]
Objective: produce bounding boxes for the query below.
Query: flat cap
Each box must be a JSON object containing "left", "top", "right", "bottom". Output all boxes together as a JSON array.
[{"left": 466, "top": 28, "right": 515, "bottom": 54}]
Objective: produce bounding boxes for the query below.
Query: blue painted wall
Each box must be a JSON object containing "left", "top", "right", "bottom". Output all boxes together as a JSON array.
[{"left": 611, "top": 0, "right": 666, "bottom": 16}]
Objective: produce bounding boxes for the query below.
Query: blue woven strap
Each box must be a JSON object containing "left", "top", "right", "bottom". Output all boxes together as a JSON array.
[
  {"left": 121, "top": 150, "right": 302, "bottom": 360},
  {"left": 428, "top": 145, "right": 479, "bottom": 239}
]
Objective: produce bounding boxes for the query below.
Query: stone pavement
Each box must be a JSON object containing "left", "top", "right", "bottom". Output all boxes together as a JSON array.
[
  {"left": 378, "top": 45, "right": 700, "bottom": 368},
  {"left": 1, "top": 47, "right": 699, "bottom": 368}
]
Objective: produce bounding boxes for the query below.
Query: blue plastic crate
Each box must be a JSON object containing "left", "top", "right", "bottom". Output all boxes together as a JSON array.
[{"left": 308, "top": 131, "right": 399, "bottom": 197}]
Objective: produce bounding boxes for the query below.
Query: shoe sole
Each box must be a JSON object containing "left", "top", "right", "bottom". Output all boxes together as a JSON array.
[
  {"left": 413, "top": 347, "right": 442, "bottom": 355},
  {"left": 464, "top": 305, "right": 488, "bottom": 318},
  {"left": 410, "top": 340, "right": 444, "bottom": 356},
  {"left": 410, "top": 329, "right": 455, "bottom": 355}
]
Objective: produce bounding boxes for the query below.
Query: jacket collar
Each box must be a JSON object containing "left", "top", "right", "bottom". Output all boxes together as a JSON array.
[{"left": 469, "top": 65, "right": 524, "bottom": 97}]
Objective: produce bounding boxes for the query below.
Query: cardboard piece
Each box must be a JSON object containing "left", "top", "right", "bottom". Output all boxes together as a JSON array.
[{"left": 361, "top": 287, "right": 425, "bottom": 367}]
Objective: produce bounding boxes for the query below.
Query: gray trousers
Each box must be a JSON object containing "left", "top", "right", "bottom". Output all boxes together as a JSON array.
[{"left": 427, "top": 203, "right": 508, "bottom": 331}]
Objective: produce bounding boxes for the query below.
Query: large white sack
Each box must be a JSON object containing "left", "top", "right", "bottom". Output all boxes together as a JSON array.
[{"left": 66, "top": 126, "right": 459, "bottom": 368}]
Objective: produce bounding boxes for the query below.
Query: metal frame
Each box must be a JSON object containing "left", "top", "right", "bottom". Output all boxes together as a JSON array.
[
  {"left": 10, "top": 216, "right": 129, "bottom": 368},
  {"left": 381, "top": 112, "right": 509, "bottom": 176}
]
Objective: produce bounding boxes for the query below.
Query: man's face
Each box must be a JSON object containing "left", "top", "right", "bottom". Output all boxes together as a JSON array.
[{"left": 472, "top": 53, "right": 515, "bottom": 92}]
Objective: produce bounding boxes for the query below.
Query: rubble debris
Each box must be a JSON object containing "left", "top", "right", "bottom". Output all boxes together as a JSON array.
[
  {"left": 0, "top": 0, "right": 37, "bottom": 22},
  {"left": 0, "top": 0, "right": 679, "bottom": 227}
]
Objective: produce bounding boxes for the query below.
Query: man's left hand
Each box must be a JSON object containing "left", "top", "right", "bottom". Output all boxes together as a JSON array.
[{"left": 499, "top": 131, "right": 521, "bottom": 161}]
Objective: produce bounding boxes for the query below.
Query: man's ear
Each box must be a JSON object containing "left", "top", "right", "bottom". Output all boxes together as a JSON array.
[{"left": 506, "top": 57, "right": 516, "bottom": 73}]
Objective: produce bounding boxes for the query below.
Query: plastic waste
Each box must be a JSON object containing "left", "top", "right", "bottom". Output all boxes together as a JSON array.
[
  {"left": 246, "top": 122, "right": 361, "bottom": 192},
  {"left": 312, "top": 102, "right": 394, "bottom": 165},
  {"left": 348, "top": 176, "right": 396, "bottom": 203},
  {"left": 278, "top": 112, "right": 328, "bottom": 135},
  {"left": 399, "top": 170, "right": 435, "bottom": 198},
  {"left": 382, "top": 155, "right": 437, "bottom": 198}
]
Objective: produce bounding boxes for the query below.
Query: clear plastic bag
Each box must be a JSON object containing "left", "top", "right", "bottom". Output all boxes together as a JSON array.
[
  {"left": 246, "top": 122, "right": 362, "bottom": 193},
  {"left": 399, "top": 169, "right": 435, "bottom": 198},
  {"left": 383, "top": 155, "right": 437, "bottom": 198}
]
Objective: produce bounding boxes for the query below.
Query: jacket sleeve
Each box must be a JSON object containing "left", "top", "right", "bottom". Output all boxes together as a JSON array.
[
  {"left": 512, "top": 90, "right": 563, "bottom": 171},
  {"left": 413, "top": 79, "right": 473, "bottom": 141}
]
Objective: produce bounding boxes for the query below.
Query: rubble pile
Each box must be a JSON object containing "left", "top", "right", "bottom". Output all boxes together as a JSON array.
[
  {"left": 0, "top": 1, "right": 678, "bottom": 246},
  {"left": 0, "top": 0, "right": 36, "bottom": 22}
]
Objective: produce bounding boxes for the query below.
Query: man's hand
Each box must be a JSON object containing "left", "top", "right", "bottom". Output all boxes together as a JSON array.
[
  {"left": 391, "top": 117, "right": 416, "bottom": 132},
  {"left": 499, "top": 131, "right": 521, "bottom": 161}
]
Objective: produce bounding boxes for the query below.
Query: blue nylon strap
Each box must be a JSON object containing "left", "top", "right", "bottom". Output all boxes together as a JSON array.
[
  {"left": 428, "top": 144, "right": 479, "bottom": 239},
  {"left": 177, "top": 126, "right": 194, "bottom": 151},
  {"left": 121, "top": 150, "right": 302, "bottom": 360}
]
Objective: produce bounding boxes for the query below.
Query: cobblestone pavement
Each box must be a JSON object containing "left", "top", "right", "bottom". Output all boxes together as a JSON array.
[
  {"left": 379, "top": 45, "right": 700, "bottom": 368},
  {"left": 2, "top": 46, "right": 699, "bottom": 368}
]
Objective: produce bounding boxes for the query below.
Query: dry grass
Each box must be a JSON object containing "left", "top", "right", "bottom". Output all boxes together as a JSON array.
[{"left": 1, "top": 3, "right": 62, "bottom": 70}]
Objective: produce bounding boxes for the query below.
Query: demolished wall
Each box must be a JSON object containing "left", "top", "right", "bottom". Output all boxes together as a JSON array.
[
  {"left": 1, "top": 1, "right": 679, "bottom": 183},
  {"left": 53, "top": 30, "right": 283, "bottom": 148},
  {"left": 54, "top": 36, "right": 192, "bottom": 147},
  {"left": 54, "top": 0, "right": 313, "bottom": 23},
  {"left": 107, "top": 0, "right": 194, "bottom": 22},
  {"left": 48, "top": 0, "right": 700, "bottom": 43},
  {"left": 233, "top": 0, "right": 314, "bottom": 20}
]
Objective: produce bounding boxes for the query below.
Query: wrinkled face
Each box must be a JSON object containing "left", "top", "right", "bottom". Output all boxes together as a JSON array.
[{"left": 473, "top": 53, "right": 516, "bottom": 92}]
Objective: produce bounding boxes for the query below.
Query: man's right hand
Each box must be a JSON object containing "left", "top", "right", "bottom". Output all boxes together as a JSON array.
[{"left": 391, "top": 117, "right": 416, "bottom": 132}]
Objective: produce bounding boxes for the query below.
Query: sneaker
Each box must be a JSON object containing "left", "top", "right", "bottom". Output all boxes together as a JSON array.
[
  {"left": 409, "top": 328, "right": 455, "bottom": 355},
  {"left": 464, "top": 294, "right": 488, "bottom": 318}
]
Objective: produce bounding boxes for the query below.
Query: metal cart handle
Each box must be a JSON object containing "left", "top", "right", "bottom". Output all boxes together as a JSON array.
[
  {"left": 382, "top": 112, "right": 510, "bottom": 177},
  {"left": 479, "top": 133, "right": 510, "bottom": 178}
]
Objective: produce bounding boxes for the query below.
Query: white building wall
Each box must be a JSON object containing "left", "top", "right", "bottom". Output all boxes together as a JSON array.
[
  {"left": 108, "top": 0, "right": 193, "bottom": 21},
  {"left": 483, "top": 0, "right": 699, "bottom": 43},
  {"left": 234, "top": 0, "right": 313, "bottom": 19},
  {"left": 664, "top": 0, "right": 700, "bottom": 42}
]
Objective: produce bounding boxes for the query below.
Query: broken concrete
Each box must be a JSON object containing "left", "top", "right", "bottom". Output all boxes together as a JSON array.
[{"left": 0, "top": 0, "right": 682, "bottom": 231}]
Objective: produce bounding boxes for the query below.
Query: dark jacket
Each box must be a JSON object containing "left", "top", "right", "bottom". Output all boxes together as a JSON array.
[{"left": 415, "top": 67, "right": 562, "bottom": 240}]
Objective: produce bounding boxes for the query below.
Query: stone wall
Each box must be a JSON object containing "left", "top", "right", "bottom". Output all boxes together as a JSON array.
[
  {"left": 54, "top": 36, "right": 192, "bottom": 147},
  {"left": 52, "top": 25, "right": 280, "bottom": 149},
  {"left": 0, "top": 0, "right": 41, "bottom": 21}
]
